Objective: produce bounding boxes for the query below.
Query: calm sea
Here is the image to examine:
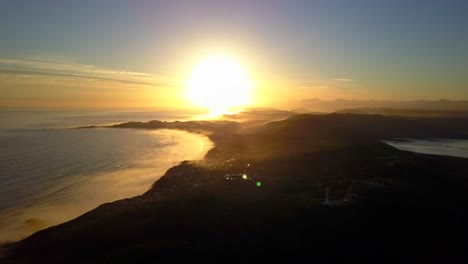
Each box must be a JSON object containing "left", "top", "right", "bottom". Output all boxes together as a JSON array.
[{"left": 0, "top": 109, "right": 212, "bottom": 242}]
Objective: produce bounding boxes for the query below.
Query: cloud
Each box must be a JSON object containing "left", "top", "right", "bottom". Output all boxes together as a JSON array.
[
  {"left": 297, "top": 78, "right": 354, "bottom": 90},
  {"left": 333, "top": 78, "right": 353, "bottom": 82},
  {"left": 0, "top": 58, "right": 180, "bottom": 87}
]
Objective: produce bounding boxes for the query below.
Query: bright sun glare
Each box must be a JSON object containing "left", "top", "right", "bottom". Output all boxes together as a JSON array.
[{"left": 186, "top": 55, "right": 253, "bottom": 116}]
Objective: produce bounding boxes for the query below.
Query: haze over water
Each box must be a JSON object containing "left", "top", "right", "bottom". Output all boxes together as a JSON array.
[{"left": 0, "top": 110, "right": 212, "bottom": 242}]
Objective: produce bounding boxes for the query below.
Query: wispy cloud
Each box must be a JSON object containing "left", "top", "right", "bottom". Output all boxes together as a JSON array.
[
  {"left": 333, "top": 78, "right": 353, "bottom": 82},
  {"left": 0, "top": 58, "right": 180, "bottom": 87},
  {"left": 297, "top": 78, "right": 354, "bottom": 90}
]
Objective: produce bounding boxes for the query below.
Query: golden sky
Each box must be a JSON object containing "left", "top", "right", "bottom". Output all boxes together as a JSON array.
[{"left": 1, "top": 2, "right": 467, "bottom": 110}]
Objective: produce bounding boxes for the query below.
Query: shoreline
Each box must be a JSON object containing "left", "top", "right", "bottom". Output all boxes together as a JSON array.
[
  {"left": 0, "top": 128, "right": 214, "bottom": 246},
  {"left": 5, "top": 114, "right": 468, "bottom": 262}
]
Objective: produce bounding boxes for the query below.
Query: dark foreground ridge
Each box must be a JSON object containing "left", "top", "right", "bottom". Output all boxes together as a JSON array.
[{"left": 3, "top": 114, "right": 468, "bottom": 263}]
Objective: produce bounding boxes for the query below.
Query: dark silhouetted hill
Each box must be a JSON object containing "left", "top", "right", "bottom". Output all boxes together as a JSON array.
[
  {"left": 4, "top": 113, "right": 468, "bottom": 263},
  {"left": 336, "top": 107, "right": 468, "bottom": 117},
  {"left": 286, "top": 98, "right": 468, "bottom": 112}
]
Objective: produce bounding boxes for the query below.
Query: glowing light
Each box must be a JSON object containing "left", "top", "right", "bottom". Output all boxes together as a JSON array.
[
  {"left": 186, "top": 55, "right": 253, "bottom": 116},
  {"left": 242, "top": 174, "right": 248, "bottom": 180},
  {"left": 256, "top": 181, "right": 262, "bottom": 187}
]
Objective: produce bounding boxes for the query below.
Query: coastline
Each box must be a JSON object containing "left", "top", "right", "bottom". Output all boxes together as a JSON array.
[
  {"left": 5, "top": 114, "right": 468, "bottom": 262},
  {"left": 0, "top": 128, "right": 213, "bottom": 245},
  {"left": 0, "top": 120, "right": 232, "bottom": 258}
]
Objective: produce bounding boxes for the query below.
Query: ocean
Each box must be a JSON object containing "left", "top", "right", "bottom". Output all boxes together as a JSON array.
[
  {"left": 0, "top": 109, "right": 212, "bottom": 242},
  {"left": 383, "top": 139, "right": 468, "bottom": 159}
]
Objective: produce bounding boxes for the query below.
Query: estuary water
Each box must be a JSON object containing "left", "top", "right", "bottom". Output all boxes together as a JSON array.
[{"left": 383, "top": 139, "right": 468, "bottom": 159}]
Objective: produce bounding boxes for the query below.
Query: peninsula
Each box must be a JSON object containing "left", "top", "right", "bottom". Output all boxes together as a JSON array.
[{"left": 3, "top": 113, "right": 468, "bottom": 263}]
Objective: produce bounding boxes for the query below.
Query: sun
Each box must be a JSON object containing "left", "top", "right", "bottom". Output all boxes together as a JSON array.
[{"left": 186, "top": 55, "right": 253, "bottom": 116}]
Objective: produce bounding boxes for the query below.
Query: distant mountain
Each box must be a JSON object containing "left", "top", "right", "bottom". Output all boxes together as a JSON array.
[
  {"left": 335, "top": 107, "right": 468, "bottom": 117},
  {"left": 290, "top": 98, "right": 468, "bottom": 113}
]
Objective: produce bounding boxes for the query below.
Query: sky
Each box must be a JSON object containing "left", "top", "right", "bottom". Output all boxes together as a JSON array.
[{"left": 0, "top": 0, "right": 467, "bottom": 109}]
